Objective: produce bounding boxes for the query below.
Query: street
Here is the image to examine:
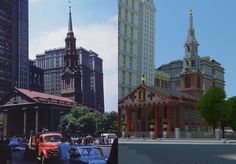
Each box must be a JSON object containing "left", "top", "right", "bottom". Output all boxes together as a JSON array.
[
  {"left": 10, "top": 145, "right": 111, "bottom": 164},
  {"left": 119, "top": 143, "right": 236, "bottom": 164}
]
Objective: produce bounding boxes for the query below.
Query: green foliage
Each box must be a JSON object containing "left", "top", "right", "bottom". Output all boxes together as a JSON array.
[
  {"left": 0, "top": 114, "right": 3, "bottom": 127},
  {"left": 196, "top": 87, "right": 226, "bottom": 128},
  {"left": 102, "top": 111, "right": 118, "bottom": 133},
  {"left": 226, "top": 96, "right": 236, "bottom": 130},
  {"left": 59, "top": 106, "right": 118, "bottom": 137}
]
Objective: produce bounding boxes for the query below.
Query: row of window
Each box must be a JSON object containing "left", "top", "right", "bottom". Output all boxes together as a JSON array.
[
  {"left": 0, "top": 19, "right": 11, "bottom": 34},
  {"left": 0, "top": 80, "right": 11, "bottom": 93},
  {"left": 0, "top": 39, "right": 11, "bottom": 51},
  {"left": 0, "top": 1, "right": 12, "bottom": 15}
]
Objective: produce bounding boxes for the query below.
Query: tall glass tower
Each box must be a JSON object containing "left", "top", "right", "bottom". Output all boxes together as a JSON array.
[
  {"left": 0, "top": 0, "right": 29, "bottom": 100},
  {"left": 118, "top": 0, "right": 156, "bottom": 99}
]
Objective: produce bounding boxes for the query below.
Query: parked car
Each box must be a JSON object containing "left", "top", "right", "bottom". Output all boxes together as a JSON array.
[
  {"left": 70, "top": 145, "right": 108, "bottom": 164},
  {"left": 8, "top": 137, "right": 19, "bottom": 148},
  {"left": 28, "top": 132, "right": 62, "bottom": 163}
]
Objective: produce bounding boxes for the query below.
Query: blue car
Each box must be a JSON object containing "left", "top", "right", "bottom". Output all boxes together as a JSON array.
[
  {"left": 8, "top": 137, "right": 19, "bottom": 148},
  {"left": 70, "top": 145, "right": 108, "bottom": 164}
]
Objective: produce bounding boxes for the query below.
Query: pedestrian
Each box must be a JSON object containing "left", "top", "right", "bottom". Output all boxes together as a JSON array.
[
  {"left": 58, "top": 137, "right": 70, "bottom": 164},
  {"left": 107, "top": 137, "right": 118, "bottom": 164},
  {"left": 0, "top": 138, "right": 12, "bottom": 164},
  {"left": 42, "top": 127, "right": 49, "bottom": 133}
]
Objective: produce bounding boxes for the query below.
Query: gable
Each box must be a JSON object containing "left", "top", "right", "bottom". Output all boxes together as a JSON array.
[
  {"left": 119, "top": 86, "right": 167, "bottom": 106},
  {"left": 1, "top": 89, "right": 36, "bottom": 106}
]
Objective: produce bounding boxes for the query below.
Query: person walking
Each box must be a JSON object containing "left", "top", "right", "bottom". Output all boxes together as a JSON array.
[
  {"left": 0, "top": 138, "right": 12, "bottom": 164},
  {"left": 107, "top": 137, "right": 118, "bottom": 164},
  {"left": 58, "top": 137, "right": 70, "bottom": 164}
]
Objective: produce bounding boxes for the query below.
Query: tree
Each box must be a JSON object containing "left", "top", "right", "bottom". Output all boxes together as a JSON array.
[
  {"left": 226, "top": 96, "right": 236, "bottom": 130},
  {"left": 59, "top": 106, "right": 98, "bottom": 137},
  {"left": 59, "top": 106, "right": 118, "bottom": 137},
  {"left": 0, "top": 114, "right": 3, "bottom": 131},
  {"left": 103, "top": 111, "right": 118, "bottom": 133},
  {"left": 196, "top": 87, "right": 226, "bottom": 130},
  {"left": 0, "top": 114, "right": 3, "bottom": 126}
]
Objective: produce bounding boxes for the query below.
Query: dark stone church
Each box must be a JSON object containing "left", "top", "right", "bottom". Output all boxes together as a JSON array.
[{"left": 0, "top": 8, "right": 91, "bottom": 137}]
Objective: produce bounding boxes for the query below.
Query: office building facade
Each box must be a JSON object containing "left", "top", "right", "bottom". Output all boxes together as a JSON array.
[
  {"left": 0, "top": 0, "right": 29, "bottom": 100},
  {"left": 29, "top": 60, "right": 44, "bottom": 92},
  {"left": 35, "top": 47, "right": 104, "bottom": 112},
  {"left": 118, "top": 0, "right": 156, "bottom": 99}
]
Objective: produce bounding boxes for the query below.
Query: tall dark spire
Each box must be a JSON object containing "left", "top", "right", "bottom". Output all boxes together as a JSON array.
[
  {"left": 64, "top": 0, "right": 77, "bottom": 67},
  {"left": 61, "top": 0, "right": 82, "bottom": 104},
  {"left": 68, "top": 6, "right": 73, "bottom": 33}
]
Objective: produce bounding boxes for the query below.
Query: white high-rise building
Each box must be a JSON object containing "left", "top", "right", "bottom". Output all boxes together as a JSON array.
[{"left": 118, "top": 0, "right": 156, "bottom": 99}]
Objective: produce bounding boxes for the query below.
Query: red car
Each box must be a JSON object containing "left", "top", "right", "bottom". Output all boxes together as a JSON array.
[{"left": 29, "top": 132, "right": 62, "bottom": 163}]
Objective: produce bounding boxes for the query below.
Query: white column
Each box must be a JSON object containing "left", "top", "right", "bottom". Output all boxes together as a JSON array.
[
  {"left": 35, "top": 107, "right": 39, "bottom": 133},
  {"left": 23, "top": 108, "right": 27, "bottom": 136},
  {"left": 3, "top": 109, "right": 8, "bottom": 137},
  {"left": 175, "top": 128, "right": 180, "bottom": 139}
]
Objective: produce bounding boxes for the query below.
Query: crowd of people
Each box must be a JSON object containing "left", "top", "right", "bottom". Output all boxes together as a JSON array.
[
  {"left": 0, "top": 133, "right": 118, "bottom": 164},
  {"left": 70, "top": 135, "right": 115, "bottom": 145}
]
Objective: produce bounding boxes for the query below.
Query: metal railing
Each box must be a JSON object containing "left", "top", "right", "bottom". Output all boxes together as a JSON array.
[
  {"left": 124, "top": 131, "right": 150, "bottom": 138},
  {"left": 122, "top": 131, "right": 216, "bottom": 139},
  {"left": 121, "top": 130, "right": 236, "bottom": 140}
]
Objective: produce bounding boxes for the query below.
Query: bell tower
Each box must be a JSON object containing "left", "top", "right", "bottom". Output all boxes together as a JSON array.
[
  {"left": 61, "top": 5, "right": 82, "bottom": 103},
  {"left": 179, "top": 10, "right": 203, "bottom": 98}
]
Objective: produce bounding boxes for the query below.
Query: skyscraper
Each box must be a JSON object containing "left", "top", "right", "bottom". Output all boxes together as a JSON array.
[
  {"left": 36, "top": 47, "right": 104, "bottom": 112},
  {"left": 17, "top": 0, "right": 29, "bottom": 89},
  {"left": 0, "top": 0, "right": 28, "bottom": 100},
  {"left": 29, "top": 60, "right": 44, "bottom": 92},
  {"left": 118, "top": 0, "right": 156, "bottom": 99}
]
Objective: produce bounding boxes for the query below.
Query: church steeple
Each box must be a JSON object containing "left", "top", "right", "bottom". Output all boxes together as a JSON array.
[
  {"left": 61, "top": 3, "right": 82, "bottom": 103},
  {"left": 179, "top": 10, "right": 203, "bottom": 98},
  {"left": 64, "top": 4, "right": 78, "bottom": 69},
  {"left": 182, "top": 9, "right": 200, "bottom": 73},
  {"left": 186, "top": 9, "right": 197, "bottom": 44},
  {"left": 68, "top": 6, "right": 73, "bottom": 33}
]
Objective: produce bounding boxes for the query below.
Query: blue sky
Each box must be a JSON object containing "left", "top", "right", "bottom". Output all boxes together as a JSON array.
[
  {"left": 29, "top": 0, "right": 117, "bottom": 112},
  {"left": 155, "top": 0, "right": 236, "bottom": 98},
  {"left": 29, "top": 0, "right": 236, "bottom": 111}
]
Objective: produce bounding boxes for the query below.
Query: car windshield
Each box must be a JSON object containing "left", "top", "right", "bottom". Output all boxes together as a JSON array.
[
  {"left": 44, "top": 135, "right": 61, "bottom": 142},
  {"left": 77, "top": 147, "right": 103, "bottom": 157}
]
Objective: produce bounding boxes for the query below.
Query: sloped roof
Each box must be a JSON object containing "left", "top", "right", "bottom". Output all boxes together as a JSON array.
[
  {"left": 16, "top": 88, "right": 77, "bottom": 106},
  {"left": 146, "top": 86, "right": 197, "bottom": 100},
  {"left": 119, "top": 83, "right": 197, "bottom": 105}
]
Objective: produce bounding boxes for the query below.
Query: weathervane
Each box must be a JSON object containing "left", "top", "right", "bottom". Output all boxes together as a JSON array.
[{"left": 68, "top": 0, "right": 71, "bottom": 12}]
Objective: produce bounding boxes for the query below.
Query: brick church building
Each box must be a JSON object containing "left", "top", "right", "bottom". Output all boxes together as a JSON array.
[{"left": 118, "top": 10, "right": 218, "bottom": 138}]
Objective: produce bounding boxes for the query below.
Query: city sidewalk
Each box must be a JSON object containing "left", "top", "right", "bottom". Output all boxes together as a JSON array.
[{"left": 118, "top": 138, "right": 236, "bottom": 144}]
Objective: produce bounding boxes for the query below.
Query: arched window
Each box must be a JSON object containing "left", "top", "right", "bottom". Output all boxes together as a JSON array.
[
  {"left": 186, "top": 45, "right": 190, "bottom": 52},
  {"left": 185, "top": 77, "right": 191, "bottom": 88},
  {"left": 197, "top": 77, "right": 201, "bottom": 88}
]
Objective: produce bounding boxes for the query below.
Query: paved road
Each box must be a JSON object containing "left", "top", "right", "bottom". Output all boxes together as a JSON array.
[
  {"left": 12, "top": 150, "right": 37, "bottom": 164},
  {"left": 11, "top": 145, "right": 111, "bottom": 164},
  {"left": 119, "top": 143, "right": 236, "bottom": 164}
]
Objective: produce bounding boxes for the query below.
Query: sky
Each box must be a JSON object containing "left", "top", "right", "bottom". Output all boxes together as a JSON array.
[
  {"left": 29, "top": 0, "right": 236, "bottom": 111},
  {"left": 155, "top": 0, "right": 236, "bottom": 99},
  {"left": 29, "top": 0, "right": 117, "bottom": 112}
]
